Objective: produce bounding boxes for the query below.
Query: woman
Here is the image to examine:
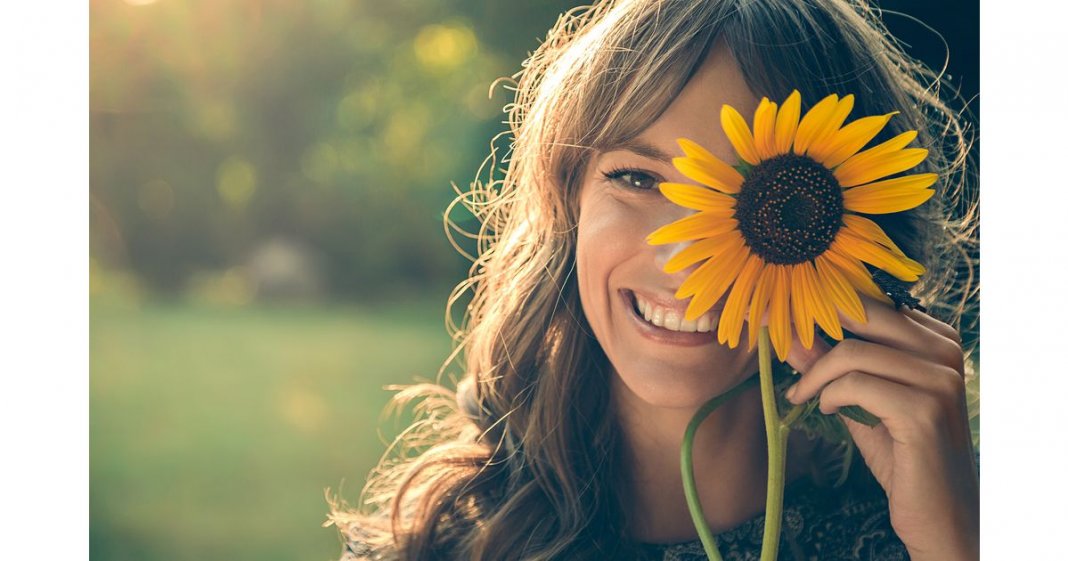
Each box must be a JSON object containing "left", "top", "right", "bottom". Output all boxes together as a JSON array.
[{"left": 328, "top": 0, "right": 979, "bottom": 559}]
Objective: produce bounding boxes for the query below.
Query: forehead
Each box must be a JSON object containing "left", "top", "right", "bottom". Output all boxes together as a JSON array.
[{"left": 637, "top": 43, "right": 760, "bottom": 162}]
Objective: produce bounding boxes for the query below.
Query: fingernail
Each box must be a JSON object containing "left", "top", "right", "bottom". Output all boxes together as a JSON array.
[{"left": 785, "top": 384, "right": 798, "bottom": 402}]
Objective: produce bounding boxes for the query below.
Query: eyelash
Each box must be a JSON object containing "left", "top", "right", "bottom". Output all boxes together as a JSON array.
[{"left": 602, "top": 166, "right": 662, "bottom": 191}]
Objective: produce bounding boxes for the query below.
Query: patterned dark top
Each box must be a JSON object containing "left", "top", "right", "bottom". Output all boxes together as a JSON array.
[
  {"left": 632, "top": 460, "right": 908, "bottom": 561},
  {"left": 339, "top": 459, "right": 909, "bottom": 561}
]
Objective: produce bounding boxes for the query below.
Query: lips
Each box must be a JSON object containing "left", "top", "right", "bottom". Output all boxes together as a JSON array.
[
  {"left": 620, "top": 289, "right": 722, "bottom": 347},
  {"left": 631, "top": 291, "right": 717, "bottom": 333}
]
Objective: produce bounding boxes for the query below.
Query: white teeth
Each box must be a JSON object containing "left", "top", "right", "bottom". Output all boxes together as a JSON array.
[
  {"left": 651, "top": 306, "right": 664, "bottom": 327},
  {"left": 632, "top": 293, "right": 715, "bottom": 333},
  {"left": 663, "top": 310, "right": 681, "bottom": 331},
  {"left": 696, "top": 315, "right": 711, "bottom": 333}
]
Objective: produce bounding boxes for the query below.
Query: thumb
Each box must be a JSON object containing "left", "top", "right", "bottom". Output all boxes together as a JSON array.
[
  {"left": 784, "top": 333, "right": 832, "bottom": 376},
  {"left": 782, "top": 334, "right": 831, "bottom": 404}
]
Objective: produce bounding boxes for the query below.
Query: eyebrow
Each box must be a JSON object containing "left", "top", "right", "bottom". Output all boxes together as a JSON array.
[{"left": 609, "top": 139, "right": 673, "bottom": 163}]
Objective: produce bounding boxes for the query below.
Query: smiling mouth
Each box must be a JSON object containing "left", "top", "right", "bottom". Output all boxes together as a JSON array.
[{"left": 622, "top": 289, "right": 721, "bottom": 334}]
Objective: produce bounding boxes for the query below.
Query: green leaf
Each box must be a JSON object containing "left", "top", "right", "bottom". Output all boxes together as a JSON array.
[{"left": 838, "top": 405, "right": 881, "bottom": 427}]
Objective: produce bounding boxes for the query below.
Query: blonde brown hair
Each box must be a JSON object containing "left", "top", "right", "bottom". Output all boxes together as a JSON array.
[{"left": 327, "top": 0, "right": 977, "bottom": 558}]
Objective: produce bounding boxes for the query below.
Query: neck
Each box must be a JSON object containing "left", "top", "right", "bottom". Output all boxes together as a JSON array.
[{"left": 613, "top": 373, "right": 816, "bottom": 544}]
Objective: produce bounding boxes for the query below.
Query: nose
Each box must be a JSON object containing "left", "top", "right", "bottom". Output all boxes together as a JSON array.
[{"left": 653, "top": 237, "right": 702, "bottom": 279}]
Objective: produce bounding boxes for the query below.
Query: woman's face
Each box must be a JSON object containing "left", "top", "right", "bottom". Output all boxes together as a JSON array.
[{"left": 576, "top": 46, "right": 762, "bottom": 409}]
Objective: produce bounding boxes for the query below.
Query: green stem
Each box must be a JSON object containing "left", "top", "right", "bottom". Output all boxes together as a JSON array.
[
  {"left": 780, "top": 402, "right": 808, "bottom": 429},
  {"left": 681, "top": 372, "right": 761, "bottom": 561},
  {"left": 758, "top": 327, "right": 789, "bottom": 561}
]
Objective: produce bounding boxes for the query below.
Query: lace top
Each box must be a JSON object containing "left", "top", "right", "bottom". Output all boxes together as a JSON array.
[{"left": 339, "top": 459, "right": 909, "bottom": 560}]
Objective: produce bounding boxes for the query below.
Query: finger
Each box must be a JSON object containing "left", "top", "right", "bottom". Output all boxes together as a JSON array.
[
  {"left": 817, "top": 370, "right": 935, "bottom": 425},
  {"left": 784, "top": 331, "right": 831, "bottom": 375},
  {"left": 786, "top": 338, "right": 963, "bottom": 405},
  {"left": 839, "top": 295, "right": 960, "bottom": 363},
  {"left": 902, "top": 308, "right": 963, "bottom": 345},
  {"left": 901, "top": 309, "right": 966, "bottom": 374},
  {"left": 837, "top": 415, "right": 894, "bottom": 482},
  {"left": 818, "top": 371, "right": 959, "bottom": 447}
]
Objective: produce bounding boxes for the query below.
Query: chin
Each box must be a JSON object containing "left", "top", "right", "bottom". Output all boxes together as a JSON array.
[{"left": 610, "top": 348, "right": 755, "bottom": 410}]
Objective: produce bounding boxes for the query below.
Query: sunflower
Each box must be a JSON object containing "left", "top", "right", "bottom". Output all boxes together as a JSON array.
[{"left": 648, "top": 91, "right": 934, "bottom": 361}]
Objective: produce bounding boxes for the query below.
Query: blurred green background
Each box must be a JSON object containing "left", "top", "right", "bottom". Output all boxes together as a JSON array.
[
  {"left": 89, "top": 1, "right": 977, "bottom": 561},
  {"left": 90, "top": 2, "right": 583, "bottom": 560}
]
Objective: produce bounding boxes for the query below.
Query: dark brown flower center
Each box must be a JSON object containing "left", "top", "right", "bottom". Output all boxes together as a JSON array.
[{"left": 735, "top": 154, "right": 844, "bottom": 265}]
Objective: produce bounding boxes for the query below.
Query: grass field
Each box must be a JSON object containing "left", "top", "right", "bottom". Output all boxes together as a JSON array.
[{"left": 90, "top": 293, "right": 454, "bottom": 561}]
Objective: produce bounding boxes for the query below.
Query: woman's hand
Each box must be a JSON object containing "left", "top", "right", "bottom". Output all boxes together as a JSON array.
[{"left": 782, "top": 296, "right": 979, "bottom": 561}]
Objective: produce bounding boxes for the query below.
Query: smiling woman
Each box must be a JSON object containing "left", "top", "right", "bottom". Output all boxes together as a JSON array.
[
  {"left": 576, "top": 44, "right": 766, "bottom": 411},
  {"left": 327, "top": 1, "right": 978, "bottom": 560}
]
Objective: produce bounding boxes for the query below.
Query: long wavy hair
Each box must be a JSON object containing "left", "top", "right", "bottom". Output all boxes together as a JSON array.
[{"left": 328, "top": 0, "right": 977, "bottom": 559}]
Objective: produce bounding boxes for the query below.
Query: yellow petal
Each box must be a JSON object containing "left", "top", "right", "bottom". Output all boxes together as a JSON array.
[
  {"left": 721, "top": 104, "right": 761, "bottom": 165},
  {"left": 846, "top": 189, "right": 934, "bottom": 215},
  {"left": 791, "top": 264, "right": 815, "bottom": 350},
  {"left": 844, "top": 171, "right": 938, "bottom": 193},
  {"left": 817, "top": 112, "right": 898, "bottom": 168},
  {"left": 824, "top": 243, "right": 893, "bottom": 304},
  {"left": 814, "top": 255, "right": 866, "bottom": 324},
  {"left": 662, "top": 230, "right": 742, "bottom": 273},
  {"left": 747, "top": 265, "right": 776, "bottom": 350},
  {"left": 843, "top": 174, "right": 937, "bottom": 214},
  {"left": 647, "top": 214, "right": 737, "bottom": 245},
  {"left": 753, "top": 98, "right": 779, "bottom": 160},
  {"left": 658, "top": 182, "right": 738, "bottom": 212},
  {"left": 802, "top": 261, "right": 844, "bottom": 340},
  {"left": 841, "top": 214, "right": 914, "bottom": 260},
  {"left": 675, "top": 234, "right": 745, "bottom": 297},
  {"left": 793, "top": 93, "right": 839, "bottom": 155},
  {"left": 683, "top": 243, "right": 750, "bottom": 321},
  {"left": 676, "top": 138, "right": 744, "bottom": 193},
  {"left": 718, "top": 254, "right": 764, "bottom": 348},
  {"left": 834, "top": 148, "right": 929, "bottom": 188},
  {"left": 833, "top": 129, "right": 916, "bottom": 172},
  {"left": 768, "top": 265, "right": 793, "bottom": 362},
  {"left": 774, "top": 90, "right": 801, "bottom": 154},
  {"left": 832, "top": 129, "right": 919, "bottom": 185},
  {"left": 673, "top": 157, "right": 742, "bottom": 195},
  {"left": 836, "top": 230, "right": 925, "bottom": 282},
  {"left": 805, "top": 94, "right": 855, "bottom": 160}
]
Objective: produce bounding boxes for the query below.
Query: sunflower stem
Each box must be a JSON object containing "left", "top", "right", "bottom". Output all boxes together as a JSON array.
[
  {"left": 681, "top": 372, "right": 762, "bottom": 561},
  {"left": 781, "top": 402, "right": 809, "bottom": 428},
  {"left": 758, "top": 327, "right": 789, "bottom": 561}
]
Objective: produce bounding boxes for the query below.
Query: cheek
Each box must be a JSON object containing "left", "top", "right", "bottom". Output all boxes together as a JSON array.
[
  {"left": 578, "top": 203, "right": 642, "bottom": 267},
  {"left": 575, "top": 190, "right": 651, "bottom": 334}
]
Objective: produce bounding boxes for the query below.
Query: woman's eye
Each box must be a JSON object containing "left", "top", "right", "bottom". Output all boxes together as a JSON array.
[{"left": 604, "top": 168, "right": 660, "bottom": 191}]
